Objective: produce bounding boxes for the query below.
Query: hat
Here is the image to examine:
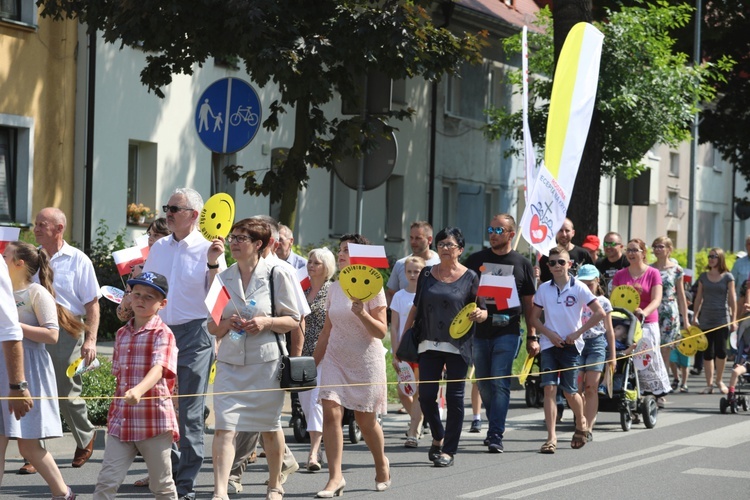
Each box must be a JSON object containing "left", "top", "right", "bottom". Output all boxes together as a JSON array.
[
  {"left": 577, "top": 264, "right": 600, "bottom": 281},
  {"left": 127, "top": 271, "right": 169, "bottom": 298},
  {"left": 582, "top": 235, "right": 600, "bottom": 251}
]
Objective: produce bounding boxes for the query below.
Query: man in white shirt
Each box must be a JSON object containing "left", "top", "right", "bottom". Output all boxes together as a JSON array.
[
  {"left": 386, "top": 221, "right": 440, "bottom": 304},
  {"left": 731, "top": 235, "right": 750, "bottom": 300},
  {"left": 142, "top": 188, "right": 226, "bottom": 500},
  {"left": 34, "top": 207, "right": 100, "bottom": 468},
  {"left": 276, "top": 224, "right": 307, "bottom": 270},
  {"left": 1, "top": 260, "right": 33, "bottom": 420}
]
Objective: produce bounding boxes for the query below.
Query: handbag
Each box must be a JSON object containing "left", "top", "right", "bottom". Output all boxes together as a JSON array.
[
  {"left": 395, "top": 267, "right": 431, "bottom": 363},
  {"left": 269, "top": 266, "right": 317, "bottom": 392}
]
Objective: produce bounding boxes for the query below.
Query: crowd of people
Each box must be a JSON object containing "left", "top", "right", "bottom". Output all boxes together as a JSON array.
[{"left": 1, "top": 197, "right": 747, "bottom": 499}]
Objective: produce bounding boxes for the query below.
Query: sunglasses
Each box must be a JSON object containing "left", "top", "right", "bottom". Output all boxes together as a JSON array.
[
  {"left": 708, "top": 254, "right": 719, "bottom": 259},
  {"left": 487, "top": 226, "right": 506, "bottom": 235},
  {"left": 547, "top": 259, "right": 569, "bottom": 267},
  {"left": 603, "top": 241, "right": 620, "bottom": 248},
  {"left": 162, "top": 205, "right": 192, "bottom": 214}
]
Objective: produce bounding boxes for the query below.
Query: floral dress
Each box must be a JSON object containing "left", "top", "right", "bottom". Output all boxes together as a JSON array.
[{"left": 653, "top": 264, "right": 683, "bottom": 346}]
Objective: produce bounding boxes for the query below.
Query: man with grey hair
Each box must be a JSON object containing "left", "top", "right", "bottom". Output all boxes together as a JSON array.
[
  {"left": 143, "top": 187, "right": 226, "bottom": 500},
  {"left": 276, "top": 224, "right": 307, "bottom": 269},
  {"left": 33, "top": 206, "right": 100, "bottom": 469},
  {"left": 731, "top": 235, "right": 750, "bottom": 301}
]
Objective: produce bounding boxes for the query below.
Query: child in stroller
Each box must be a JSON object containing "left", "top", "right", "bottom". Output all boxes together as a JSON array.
[{"left": 721, "top": 321, "right": 750, "bottom": 413}]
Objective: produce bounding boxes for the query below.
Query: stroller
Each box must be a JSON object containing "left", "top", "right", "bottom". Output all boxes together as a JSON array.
[
  {"left": 290, "top": 401, "right": 363, "bottom": 444},
  {"left": 719, "top": 321, "right": 750, "bottom": 414},
  {"left": 597, "top": 308, "right": 658, "bottom": 431}
]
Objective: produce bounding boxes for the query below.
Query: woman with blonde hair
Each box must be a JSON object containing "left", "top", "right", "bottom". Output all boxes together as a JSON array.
[{"left": 693, "top": 247, "right": 736, "bottom": 394}]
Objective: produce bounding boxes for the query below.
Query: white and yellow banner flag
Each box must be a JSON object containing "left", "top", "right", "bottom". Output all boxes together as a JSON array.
[{"left": 520, "top": 22, "right": 603, "bottom": 255}]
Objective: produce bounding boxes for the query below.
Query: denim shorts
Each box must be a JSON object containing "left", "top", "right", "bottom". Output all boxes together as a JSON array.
[
  {"left": 580, "top": 334, "right": 607, "bottom": 372},
  {"left": 540, "top": 345, "right": 581, "bottom": 395}
]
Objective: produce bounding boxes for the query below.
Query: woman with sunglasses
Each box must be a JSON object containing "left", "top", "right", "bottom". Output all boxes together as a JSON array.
[
  {"left": 402, "top": 227, "right": 487, "bottom": 468},
  {"left": 692, "top": 248, "right": 736, "bottom": 394},
  {"left": 651, "top": 237, "right": 691, "bottom": 394},
  {"left": 612, "top": 239, "right": 672, "bottom": 399}
]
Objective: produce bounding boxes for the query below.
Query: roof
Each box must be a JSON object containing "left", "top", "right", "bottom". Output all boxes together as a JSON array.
[{"left": 455, "top": 0, "right": 540, "bottom": 28}]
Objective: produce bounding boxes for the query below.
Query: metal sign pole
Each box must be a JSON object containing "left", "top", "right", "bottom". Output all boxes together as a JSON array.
[{"left": 355, "top": 77, "right": 368, "bottom": 234}]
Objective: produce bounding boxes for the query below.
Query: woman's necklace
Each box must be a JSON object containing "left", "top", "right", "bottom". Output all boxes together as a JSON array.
[
  {"left": 629, "top": 265, "right": 647, "bottom": 282},
  {"left": 435, "top": 264, "right": 455, "bottom": 283}
]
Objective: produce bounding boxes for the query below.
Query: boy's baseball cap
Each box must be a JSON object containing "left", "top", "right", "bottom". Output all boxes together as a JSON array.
[
  {"left": 582, "top": 235, "right": 600, "bottom": 251},
  {"left": 127, "top": 271, "right": 169, "bottom": 298},
  {"left": 577, "top": 264, "right": 600, "bottom": 281}
]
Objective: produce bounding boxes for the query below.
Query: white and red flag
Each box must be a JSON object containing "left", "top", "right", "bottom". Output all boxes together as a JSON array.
[
  {"left": 477, "top": 275, "right": 520, "bottom": 310},
  {"left": 297, "top": 265, "right": 311, "bottom": 290},
  {"left": 347, "top": 243, "right": 389, "bottom": 268},
  {"left": 112, "top": 246, "right": 147, "bottom": 276},
  {"left": 205, "top": 276, "right": 231, "bottom": 325},
  {"left": 0, "top": 227, "right": 20, "bottom": 254},
  {"left": 135, "top": 234, "right": 150, "bottom": 261}
]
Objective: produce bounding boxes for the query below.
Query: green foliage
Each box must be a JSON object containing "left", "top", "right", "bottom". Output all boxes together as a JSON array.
[
  {"left": 81, "top": 356, "right": 116, "bottom": 426},
  {"left": 38, "top": 0, "right": 486, "bottom": 228},
  {"left": 88, "top": 220, "right": 128, "bottom": 340},
  {"left": 485, "top": 3, "right": 733, "bottom": 179}
]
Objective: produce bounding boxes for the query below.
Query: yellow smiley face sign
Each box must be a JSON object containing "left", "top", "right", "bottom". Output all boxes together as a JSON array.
[
  {"left": 339, "top": 265, "right": 383, "bottom": 303},
  {"left": 200, "top": 193, "right": 235, "bottom": 241},
  {"left": 610, "top": 285, "right": 641, "bottom": 312},
  {"left": 450, "top": 302, "right": 477, "bottom": 339},
  {"left": 677, "top": 337, "right": 698, "bottom": 357},
  {"left": 66, "top": 358, "right": 83, "bottom": 379}
]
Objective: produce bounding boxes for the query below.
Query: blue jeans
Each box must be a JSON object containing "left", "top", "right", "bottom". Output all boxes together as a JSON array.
[
  {"left": 473, "top": 335, "right": 522, "bottom": 439},
  {"left": 169, "top": 319, "right": 215, "bottom": 497}
]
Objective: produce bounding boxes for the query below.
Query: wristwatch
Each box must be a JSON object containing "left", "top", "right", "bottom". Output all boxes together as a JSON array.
[
  {"left": 207, "top": 262, "right": 220, "bottom": 269},
  {"left": 9, "top": 381, "right": 29, "bottom": 391},
  {"left": 526, "top": 335, "right": 540, "bottom": 342}
]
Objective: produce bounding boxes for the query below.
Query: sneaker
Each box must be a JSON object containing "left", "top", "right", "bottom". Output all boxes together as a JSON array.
[
  {"left": 469, "top": 419, "right": 482, "bottom": 433},
  {"left": 690, "top": 368, "right": 702, "bottom": 376},
  {"left": 483, "top": 434, "right": 491, "bottom": 446},
  {"left": 227, "top": 478, "right": 243, "bottom": 494},
  {"left": 487, "top": 434, "right": 504, "bottom": 454},
  {"left": 679, "top": 385, "right": 688, "bottom": 393},
  {"left": 597, "top": 385, "right": 607, "bottom": 396}
]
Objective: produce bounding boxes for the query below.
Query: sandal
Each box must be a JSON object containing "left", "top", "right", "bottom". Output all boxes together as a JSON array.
[
  {"left": 540, "top": 441, "right": 557, "bottom": 454},
  {"left": 571, "top": 429, "right": 587, "bottom": 449},
  {"left": 717, "top": 382, "right": 728, "bottom": 394},
  {"left": 133, "top": 476, "right": 150, "bottom": 487},
  {"left": 404, "top": 436, "right": 418, "bottom": 448},
  {"left": 699, "top": 386, "right": 714, "bottom": 395}
]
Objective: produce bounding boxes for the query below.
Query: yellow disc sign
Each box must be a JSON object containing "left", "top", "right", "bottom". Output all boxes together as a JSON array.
[
  {"left": 339, "top": 265, "right": 383, "bottom": 303},
  {"left": 450, "top": 302, "right": 477, "bottom": 339},
  {"left": 200, "top": 193, "right": 235, "bottom": 240},
  {"left": 610, "top": 285, "right": 640, "bottom": 312},
  {"left": 66, "top": 358, "right": 84, "bottom": 379}
]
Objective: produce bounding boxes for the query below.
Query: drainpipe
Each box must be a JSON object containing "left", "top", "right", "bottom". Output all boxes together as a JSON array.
[{"left": 84, "top": 29, "right": 96, "bottom": 251}]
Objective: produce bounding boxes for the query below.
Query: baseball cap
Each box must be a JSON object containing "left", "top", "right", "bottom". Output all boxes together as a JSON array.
[
  {"left": 582, "top": 234, "right": 600, "bottom": 251},
  {"left": 577, "top": 264, "right": 600, "bottom": 281},
  {"left": 127, "top": 271, "right": 169, "bottom": 298}
]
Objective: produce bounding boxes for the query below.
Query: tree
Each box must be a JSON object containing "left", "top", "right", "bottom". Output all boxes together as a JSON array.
[
  {"left": 38, "top": 0, "right": 485, "bottom": 229},
  {"left": 485, "top": 1, "right": 731, "bottom": 240}
]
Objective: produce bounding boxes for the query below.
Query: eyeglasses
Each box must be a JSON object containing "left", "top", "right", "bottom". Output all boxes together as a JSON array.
[
  {"left": 652, "top": 245, "right": 666, "bottom": 250},
  {"left": 708, "top": 254, "right": 719, "bottom": 259},
  {"left": 603, "top": 241, "right": 620, "bottom": 248},
  {"left": 437, "top": 242, "right": 459, "bottom": 249},
  {"left": 487, "top": 226, "right": 506, "bottom": 235},
  {"left": 547, "top": 259, "right": 568, "bottom": 267},
  {"left": 162, "top": 205, "right": 192, "bottom": 214},
  {"left": 625, "top": 248, "right": 641, "bottom": 253},
  {"left": 227, "top": 234, "right": 253, "bottom": 244}
]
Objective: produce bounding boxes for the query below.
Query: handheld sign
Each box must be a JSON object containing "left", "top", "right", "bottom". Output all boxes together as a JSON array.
[
  {"left": 396, "top": 362, "right": 417, "bottom": 396},
  {"left": 518, "top": 353, "right": 535, "bottom": 385},
  {"left": 209, "top": 360, "right": 217, "bottom": 385},
  {"left": 339, "top": 265, "right": 383, "bottom": 303},
  {"left": 610, "top": 285, "right": 640, "bottom": 312},
  {"left": 100, "top": 286, "right": 125, "bottom": 304},
  {"left": 449, "top": 303, "right": 477, "bottom": 339},
  {"left": 66, "top": 358, "right": 101, "bottom": 378},
  {"left": 200, "top": 193, "right": 235, "bottom": 241}
]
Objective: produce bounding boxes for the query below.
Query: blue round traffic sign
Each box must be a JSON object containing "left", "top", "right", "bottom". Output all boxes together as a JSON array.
[{"left": 194, "top": 78, "right": 262, "bottom": 154}]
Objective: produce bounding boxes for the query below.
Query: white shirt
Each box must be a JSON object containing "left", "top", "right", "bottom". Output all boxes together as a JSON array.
[
  {"left": 44, "top": 241, "right": 101, "bottom": 316},
  {"left": 0, "top": 260, "right": 22, "bottom": 342},
  {"left": 386, "top": 250, "right": 440, "bottom": 292},
  {"left": 390, "top": 289, "right": 415, "bottom": 340},
  {"left": 265, "top": 253, "right": 311, "bottom": 317},
  {"left": 143, "top": 229, "right": 226, "bottom": 325},
  {"left": 534, "top": 277, "right": 596, "bottom": 353}
]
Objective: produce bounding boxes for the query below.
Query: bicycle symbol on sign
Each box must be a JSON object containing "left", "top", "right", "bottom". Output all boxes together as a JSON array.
[{"left": 230, "top": 105, "right": 259, "bottom": 127}]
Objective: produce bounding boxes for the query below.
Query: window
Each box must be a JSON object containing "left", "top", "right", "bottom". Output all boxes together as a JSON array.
[
  {"left": 329, "top": 172, "right": 351, "bottom": 237},
  {"left": 385, "top": 175, "right": 404, "bottom": 241},
  {"left": 456, "top": 183, "right": 485, "bottom": 246},
  {"left": 0, "top": 115, "right": 33, "bottom": 223},
  {"left": 0, "top": 0, "right": 36, "bottom": 25},
  {"left": 669, "top": 152, "right": 680, "bottom": 177},
  {"left": 446, "top": 62, "right": 491, "bottom": 122},
  {"left": 392, "top": 79, "right": 407, "bottom": 105},
  {"left": 667, "top": 190, "right": 679, "bottom": 216},
  {"left": 211, "top": 152, "right": 237, "bottom": 197},
  {"left": 126, "top": 140, "right": 157, "bottom": 223}
]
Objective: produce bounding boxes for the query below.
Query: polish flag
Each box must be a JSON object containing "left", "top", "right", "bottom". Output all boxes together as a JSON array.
[
  {"left": 0, "top": 227, "right": 20, "bottom": 254},
  {"left": 135, "top": 234, "right": 150, "bottom": 260},
  {"left": 347, "top": 243, "right": 389, "bottom": 268},
  {"left": 297, "top": 265, "right": 311, "bottom": 290},
  {"left": 112, "top": 246, "right": 146, "bottom": 276},
  {"left": 477, "top": 274, "right": 520, "bottom": 310},
  {"left": 205, "top": 276, "right": 231, "bottom": 325}
]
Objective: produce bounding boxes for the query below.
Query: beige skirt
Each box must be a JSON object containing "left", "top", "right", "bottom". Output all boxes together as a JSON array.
[{"left": 214, "top": 358, "right": 284, "bottom": 432}]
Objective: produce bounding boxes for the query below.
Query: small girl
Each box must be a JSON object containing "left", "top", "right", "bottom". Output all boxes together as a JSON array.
[
  {"left": 390, "top": 255, "right": 426, "bottom": 447},
  {"left": 0, "top": 241, "right": 81, "bottom": 500}
]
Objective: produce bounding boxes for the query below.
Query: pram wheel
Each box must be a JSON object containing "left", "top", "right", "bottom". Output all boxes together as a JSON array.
[
  {"left": 292, "top": 415, "right": 309, "bottom": 443},
  {"left": 720, "top": 397, "right": 728, "bottom": 414},
  {"left": 742, "top": 397, "right": 748, "bottom": 412},
  {"left": 620, "top": 411, "right": 632, "bottom": 431},
  {"left": 639, "top": 395, "right": 658, "bottom": 428},
  {"left": 731, "top": 400, "right": 738, "bottom": 414},
  {"left": 348, "top": 418, "right": 362, "bottom": 444},
  {"left": 525, "top": 381, "right": 541, "bottom": 408}
]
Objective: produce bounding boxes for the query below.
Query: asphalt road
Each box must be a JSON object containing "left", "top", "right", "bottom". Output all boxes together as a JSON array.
[{"left": 2, "top": 371, "right": 749, "bottom": 499}]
